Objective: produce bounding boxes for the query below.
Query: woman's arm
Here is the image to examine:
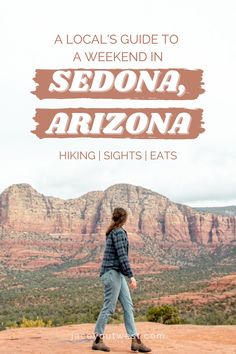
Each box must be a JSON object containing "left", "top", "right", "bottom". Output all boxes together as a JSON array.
[{"left": 111, "top": 228, "right": 134, "bottom": 279}]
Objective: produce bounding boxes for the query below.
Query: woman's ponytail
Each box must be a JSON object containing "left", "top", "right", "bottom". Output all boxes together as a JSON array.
[{"left": 105, "top": 207, "right": 127, "bottom": 238}]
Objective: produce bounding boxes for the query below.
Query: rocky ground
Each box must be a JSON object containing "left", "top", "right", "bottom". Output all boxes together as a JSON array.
[{"left": 0, "top": 322, "right": 235, "bottom": 354}]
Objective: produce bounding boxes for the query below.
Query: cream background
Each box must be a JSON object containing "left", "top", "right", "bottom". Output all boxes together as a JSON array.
[{"left": 1, "top": 0, "right": 236, "bottom": 206}]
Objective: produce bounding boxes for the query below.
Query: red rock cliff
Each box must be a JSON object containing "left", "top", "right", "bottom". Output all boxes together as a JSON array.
[{"left": 0, "top": 183, "right": 235, "bottom": 245}]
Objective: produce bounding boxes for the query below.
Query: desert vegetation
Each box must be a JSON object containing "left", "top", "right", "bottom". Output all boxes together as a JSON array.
[{"left": 0, "top": 258, "right": 235, "bottom": 330}]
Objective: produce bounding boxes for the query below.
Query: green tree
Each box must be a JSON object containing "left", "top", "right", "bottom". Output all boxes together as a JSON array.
[{"left": 146, "top": 305, "right": 181, "bottom": 324}]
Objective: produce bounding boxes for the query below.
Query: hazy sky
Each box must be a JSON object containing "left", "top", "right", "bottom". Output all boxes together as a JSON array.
[{"left": 1, "top": 0, "right": 236, "bottom": 207}]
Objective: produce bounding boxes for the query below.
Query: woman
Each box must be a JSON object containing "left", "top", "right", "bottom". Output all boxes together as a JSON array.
[{"left": 92, "top": 207, "right": 151, "bottom": 352}]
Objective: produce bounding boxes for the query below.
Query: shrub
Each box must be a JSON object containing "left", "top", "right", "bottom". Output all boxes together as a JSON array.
[
  {"left": 146, "top": 305, "right": 182, "bottom": 324},
  {"left": 9, "top": 317, "right": 52, "bottom": 328}
]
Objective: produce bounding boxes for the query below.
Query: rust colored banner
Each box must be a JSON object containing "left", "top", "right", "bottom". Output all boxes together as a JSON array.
[
  {"left": 32, "top": 108, "right": 204, "bottom": 139},
  {"left": 32, "top": 69, "right": 204, "bottom": 100}
]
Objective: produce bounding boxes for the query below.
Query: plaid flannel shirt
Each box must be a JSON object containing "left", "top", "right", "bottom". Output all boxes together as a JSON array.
[{"left": 99, "top": 227, "right": 134, "bottom": 278}]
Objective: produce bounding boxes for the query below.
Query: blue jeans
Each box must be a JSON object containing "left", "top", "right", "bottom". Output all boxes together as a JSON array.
[{"left": 94, "top": 269, "right": 137, "bottom": 337}]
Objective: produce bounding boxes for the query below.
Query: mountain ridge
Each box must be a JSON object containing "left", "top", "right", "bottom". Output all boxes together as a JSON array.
[{"left": 0, "top": 182, "right": 235, "bottom": 273}]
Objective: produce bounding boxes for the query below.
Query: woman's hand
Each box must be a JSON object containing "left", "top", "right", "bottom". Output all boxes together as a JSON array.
[{"left": 129, "top": 276, "right": 137, "bottom": 289}]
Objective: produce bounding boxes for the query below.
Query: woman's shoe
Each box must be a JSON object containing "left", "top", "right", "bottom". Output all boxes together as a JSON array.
[
  {"left": 131, "top": 334, "right": 152, "bottom": 352},
  {"left": 92, "top": 335, "right": 111, "bottom": 352}
]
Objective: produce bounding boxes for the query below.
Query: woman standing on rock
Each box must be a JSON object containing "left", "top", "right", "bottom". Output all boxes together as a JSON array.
[{"left": 92, "top": 207, "right": 151, "bottom": 352}]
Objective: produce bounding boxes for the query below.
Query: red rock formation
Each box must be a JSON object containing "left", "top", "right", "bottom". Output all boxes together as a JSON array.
[
  {"left": 207, "top": 273, "right": 236, "bottom": 292},
  {"left": 0, "top": 183, "right": 235, "bottom": 272},
  {"left": 139, "top": 273, "right": 236, "bottom": 307},
  {"left": 0, "top": 183, "right": 235, "bottom": 244}
]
